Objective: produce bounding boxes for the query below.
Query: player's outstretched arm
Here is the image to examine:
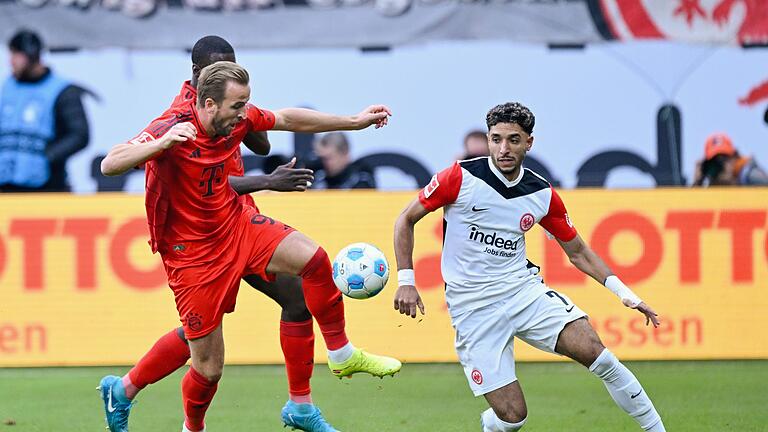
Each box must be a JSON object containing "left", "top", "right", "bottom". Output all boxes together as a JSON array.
[
  {"left": 228, "top": 158, "right": 314, "bottom": 194},
  {"left": 271, "top": 105, "right": 391, "bottom": 133},
  {"left": 393, "top": 197, "right": 430, "bottom": 319},
  {"left": 101, "top": 122, "right": 196, "bottom": 176},
  {"left": 557, "top": 234, "right": 660, "bottom": 327}
]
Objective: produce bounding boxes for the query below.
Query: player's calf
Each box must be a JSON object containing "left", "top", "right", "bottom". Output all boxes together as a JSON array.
[{"left": 590, "top": 349, "right": 665, "bottom": 432}]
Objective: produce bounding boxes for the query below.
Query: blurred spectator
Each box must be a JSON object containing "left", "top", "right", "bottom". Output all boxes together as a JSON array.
[
  {"left": 460, "top": 129, "right": 489, "bottom": 160},
  {"left": 0, "top": 29, "right": 89, "bottom": 192},
  {"left": 310, "top": 132, "right": 376, "bottom": 189},
  {"left": 693, "top": 132, "right": 768, "bottom": 186}
]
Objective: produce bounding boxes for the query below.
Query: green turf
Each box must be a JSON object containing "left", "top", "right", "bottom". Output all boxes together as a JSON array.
[{"left": 0, "top": 361, "right": 766, "bottom": 431}]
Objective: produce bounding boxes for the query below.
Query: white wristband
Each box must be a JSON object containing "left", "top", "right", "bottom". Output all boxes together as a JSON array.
[
  {"left": 398, "top": 269, "right": 416, "bottom": 287},
  {"left": 604, "top": 275, "right": 642, "bottom": 307}
]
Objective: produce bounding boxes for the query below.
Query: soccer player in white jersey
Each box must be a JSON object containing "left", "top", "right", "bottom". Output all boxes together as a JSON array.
[{"left": 392, "top": 102, "right": 666, "bottom": 432}]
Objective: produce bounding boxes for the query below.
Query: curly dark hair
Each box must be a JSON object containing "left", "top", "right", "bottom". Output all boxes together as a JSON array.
[{"left": 486, "top": 102, "right": 535, "bottom": 135}]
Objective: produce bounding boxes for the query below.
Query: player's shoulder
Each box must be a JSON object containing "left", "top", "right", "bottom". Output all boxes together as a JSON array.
[
  {"left": 520, "top": 167, "right": 551, "bottom": 190},
  {"left": 457, "top": 157, "right": 551, "bottom": 199},
  {"left": 457, "top": 156, "right": 488, "bottom": 170},
  {"left": 142, "top": 101, "right": 195, "bottom": 140}
]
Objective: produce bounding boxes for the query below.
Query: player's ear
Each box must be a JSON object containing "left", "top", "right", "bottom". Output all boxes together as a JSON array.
[{"left": 526, "top": 135, "right": 534, "bottom": 152}]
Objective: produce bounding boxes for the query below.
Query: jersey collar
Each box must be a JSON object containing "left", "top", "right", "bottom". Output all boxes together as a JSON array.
[
  {"left": 181, "top": 80, "right": 196, "bottom": 98},
  {"left": 487, "top": 157, "right": 524, "bottom": 188}
]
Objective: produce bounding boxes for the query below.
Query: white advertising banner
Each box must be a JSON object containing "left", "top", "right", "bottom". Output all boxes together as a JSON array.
[{"left": 0, "top": 41, "right": 765, "bottom": 192}]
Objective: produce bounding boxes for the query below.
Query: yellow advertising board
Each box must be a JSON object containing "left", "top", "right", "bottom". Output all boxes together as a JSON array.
[{"left": 0, "top": 189, "right": 767, "bottom": 366}]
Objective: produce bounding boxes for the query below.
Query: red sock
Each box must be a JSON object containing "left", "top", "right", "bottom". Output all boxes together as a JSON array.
[
  {"left": 125, "top": 328, "right": 190, "bottom": 398},
  {"left": 280, "top": 319, "right": 315, "bottom": 401},
  {"left": 182, "top": 367, "right": 218, "bottom": 432},
  {"left": 299, "top": 248, "right": 348, "bottom": 350}
]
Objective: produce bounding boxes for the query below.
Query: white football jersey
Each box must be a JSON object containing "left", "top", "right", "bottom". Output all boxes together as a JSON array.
[{"left": 418, "top": 157, "right": 577, "bottom": 316}]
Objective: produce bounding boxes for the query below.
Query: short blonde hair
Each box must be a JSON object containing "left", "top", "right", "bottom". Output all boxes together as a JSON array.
[{"left": 197, "top": 61, "right": 249, "bottom": 107}]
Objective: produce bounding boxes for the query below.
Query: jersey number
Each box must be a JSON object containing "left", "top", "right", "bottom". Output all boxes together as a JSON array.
[{"left": 546, "top": 290, "right": 569, "bottom": 305}]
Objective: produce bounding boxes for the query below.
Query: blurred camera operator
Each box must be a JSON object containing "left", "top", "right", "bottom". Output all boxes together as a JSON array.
[{"left": 693, "top": 133, "right": 768, "bottom": 186}]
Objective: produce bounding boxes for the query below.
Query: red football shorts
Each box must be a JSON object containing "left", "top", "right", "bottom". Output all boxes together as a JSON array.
[{"left": 162, "top": 206, "right": 294, "bottom": 339}]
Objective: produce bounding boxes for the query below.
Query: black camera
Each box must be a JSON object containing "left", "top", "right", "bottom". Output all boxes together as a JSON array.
[{"left": 701, "top": 155, "right": 728, "bottom": 181}]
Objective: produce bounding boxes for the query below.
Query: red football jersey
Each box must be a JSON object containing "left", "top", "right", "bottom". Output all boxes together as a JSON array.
[
  {"left": 129, "top": 96, "right": 275, "bottom": 256},
  {"left": 171, "top": 81, "right": 255, "bottom": 208}
]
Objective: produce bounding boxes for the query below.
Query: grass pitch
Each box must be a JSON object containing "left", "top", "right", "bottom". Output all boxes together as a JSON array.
[{"left": 0, "top": 361, "right": 765, "bottom": 431}]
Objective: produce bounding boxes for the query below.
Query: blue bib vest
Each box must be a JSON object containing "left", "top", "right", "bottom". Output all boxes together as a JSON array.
[{"left": 0, "top": 72, "right": 70, "bottom": 187}]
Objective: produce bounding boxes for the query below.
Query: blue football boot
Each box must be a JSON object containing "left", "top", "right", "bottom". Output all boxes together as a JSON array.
[
  {"left": 98, "top": 375, "right": 133, "bottom": 432},
  {"left": 281, "top": 400, "right": 340, "bottom": 432}
]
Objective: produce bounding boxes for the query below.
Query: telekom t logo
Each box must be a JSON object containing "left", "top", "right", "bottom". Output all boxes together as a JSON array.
[{"left": 200, "top": 163, "right": 225, "bottom": 197}]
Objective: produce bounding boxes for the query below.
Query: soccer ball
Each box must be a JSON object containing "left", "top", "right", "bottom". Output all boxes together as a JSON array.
[{"left": 331, "top": 242, "right": 390, "bottom": 299}]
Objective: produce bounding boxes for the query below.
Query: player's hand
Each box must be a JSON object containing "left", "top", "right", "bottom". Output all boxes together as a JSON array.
[
  {"left": 353, "top": 105, "right": 392, "bottom": 129},
  {"left": 160, "top": 122, "right": 197, "bottom": 149},
  {"left": 625, "top": 300, "right": 660, "bottom": 328},
  {"left": 394, "top": 285, "right": 425, "bottom": 319},
  {"left": 268, "top": 157, "right": 314, "bottom": 192}
]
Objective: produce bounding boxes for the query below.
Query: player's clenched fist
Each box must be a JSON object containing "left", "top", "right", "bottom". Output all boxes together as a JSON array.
[
  {"left": 354, "top": 105, "right": 392, "bottom": 129},
  {"left": 160, "top": 122, "right": 197, "bottom": 149}
]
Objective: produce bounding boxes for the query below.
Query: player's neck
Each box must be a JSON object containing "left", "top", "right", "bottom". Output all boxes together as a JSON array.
[
  {"left": 503, "top": 166, "right": 522, "bottom": 182},
  {"left": 491, "top": 159, "right": 522, "bottom": 182},
  {"left": 195, "top": 107, "right": 216, "bottom": 136}
]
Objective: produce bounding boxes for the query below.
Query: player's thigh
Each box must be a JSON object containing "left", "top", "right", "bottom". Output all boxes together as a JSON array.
[
  {"left": 515, "top": 287, "right": 588, "bottom": 356},
  {"left": 554, "top": 317, "right": 605, "bottom": 367},
  {"left": 484, "top": 381, "right": 528, "bottom": 423},
  {"left": 453, "top": 303, "right": 517, "bottom": 398},
  {"left": 188, "top": 324, "right": 225, "bottom": 380},
  {"left": 266, "top": 231, "right": 320, "bottom": 275},
  {"left": 237, "top": 209, "right": 298, "bottom": 279},
  {"left": 166, "top": 260, "right": 242, "bottom": 340}
]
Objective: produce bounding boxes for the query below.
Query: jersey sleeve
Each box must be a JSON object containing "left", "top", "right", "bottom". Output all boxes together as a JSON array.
[
  {"left": 418, "top": 162, "right": 462, "bottom": 212},
  {"left": 246, "top": 105, "right": 276, "bottom": 132},
  {"left": 539, "top": 187, "right": 578, "bottom": 242},
  {"left": 125, "top": 112, "right": 179, "bottom": 165}
]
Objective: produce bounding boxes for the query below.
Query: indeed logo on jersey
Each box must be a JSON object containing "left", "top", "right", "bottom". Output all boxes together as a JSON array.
[{"left": 468, "top": 225, "right": 519, "bottom": 257}]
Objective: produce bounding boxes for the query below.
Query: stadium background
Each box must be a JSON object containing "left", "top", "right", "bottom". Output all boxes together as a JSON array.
[{"left": 0, "top": 1, "right": 767, "bottom": 430}]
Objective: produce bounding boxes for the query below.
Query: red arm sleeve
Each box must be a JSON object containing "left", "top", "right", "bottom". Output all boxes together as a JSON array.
[
  {"left": 246, "top": 105, "right": 276, "bottom": 132},
  {"left": 126, "top": 112, "right": 179, "bottom": 166},
  {"left": 418, "top": 162, "right": 463, "bottom": 212},
  {"left": 539, "top": 187, "right": 578, "bottom": 242}
]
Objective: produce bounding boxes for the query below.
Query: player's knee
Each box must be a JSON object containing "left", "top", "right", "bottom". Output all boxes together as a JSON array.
[
  {"left": 497, "top": 408, "right": 527, "bottom": 425},
  {"left": 195, "top": 363, "right": 223, "bottom": 383},
  {"left": 281, "top": 306, "right": 312, "bottom": 323},
  {"left": 495, "top": 402, "right": 527, "bottom": 425},
  {"left": 298, "top": 246, "right": 329, "bottom": 278}
]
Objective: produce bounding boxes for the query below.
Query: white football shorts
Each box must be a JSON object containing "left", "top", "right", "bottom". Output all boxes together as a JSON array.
[{"left": 451, "top": 280, "right": 587, "bottom": 396}]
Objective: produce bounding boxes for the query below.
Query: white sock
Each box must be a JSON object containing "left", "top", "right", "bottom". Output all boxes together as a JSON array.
[
  {"left": 481, "top": 408, "right": 527, "bottom": 431},
  {"left": 590, "top": 349, "right": 665, "bottom": 431},
  {"left": 327, "top": 342, "right": 355, "bottom": 364},
  {"left": 182, "top": 423, "right": 205, "bottom": 432}
]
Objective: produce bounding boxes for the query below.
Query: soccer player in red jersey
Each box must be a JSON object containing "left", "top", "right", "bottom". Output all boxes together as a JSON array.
[
  {"left": 393, "top": 102, "right": 665, "bottom": 431},
  {"left": 100, "top": 61, "right": 401, "bottom": 432},
  {"left": 97, "top": 36, "right": 341, "bottom": 432}
]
